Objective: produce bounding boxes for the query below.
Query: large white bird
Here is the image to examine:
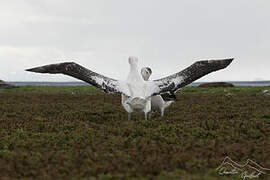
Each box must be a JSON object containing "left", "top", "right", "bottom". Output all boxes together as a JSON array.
[
  {"left": 26, "top": 56, "right": 233, "bottom": 120},
  {"left": 141, "top": 67, "right": 176, "bottom": 118}
]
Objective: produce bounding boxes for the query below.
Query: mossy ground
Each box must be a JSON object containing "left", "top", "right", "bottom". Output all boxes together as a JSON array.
[{"left": 0, "top": 86, "right": 270, "bottom": 179}]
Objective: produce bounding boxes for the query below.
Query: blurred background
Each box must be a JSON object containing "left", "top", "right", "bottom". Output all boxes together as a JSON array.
[{"left": 0, "top": 0, "right": 269, "bottom": 82}]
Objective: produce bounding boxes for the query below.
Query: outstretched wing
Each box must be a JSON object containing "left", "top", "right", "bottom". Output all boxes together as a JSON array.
[
  {"left": 26, "top": 62, "right": 122, "bottom": 94},
  {"left": 152, "top": 58, "right": 234, "bottom": 95}
]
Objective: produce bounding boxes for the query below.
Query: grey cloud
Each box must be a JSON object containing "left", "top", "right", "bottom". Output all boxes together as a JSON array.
[{"left": 0, "top": 0, "right": 269, "bottom": 81}]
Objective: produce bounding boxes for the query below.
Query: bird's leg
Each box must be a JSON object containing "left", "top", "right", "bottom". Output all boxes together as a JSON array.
[
  {"left": 128, "top": 113, "right": 131, "bottom": 121},
  {"left": 148, "top": 112, "right": 152, "bottom": 119},
  {"left": 144, "top": 112, "right": 148, "bottom": 120},
  {"left": 161, "top": 108, "right": 164, "bottom": 117}
]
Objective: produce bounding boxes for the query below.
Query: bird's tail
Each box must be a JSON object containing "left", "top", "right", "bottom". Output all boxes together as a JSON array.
[
  {"left": 164, "top": 101, "right": 174, "bottom": 108},
  {"left": 127, "top": 97, "right": 147, "bottom": 111}
]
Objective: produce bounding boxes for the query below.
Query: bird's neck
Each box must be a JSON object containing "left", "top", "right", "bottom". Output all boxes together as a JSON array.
[{"left": 127, "top": 63, "right": 142, "bottom": 81}]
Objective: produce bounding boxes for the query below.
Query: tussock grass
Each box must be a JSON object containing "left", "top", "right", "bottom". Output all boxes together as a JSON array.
[{"left": 0, "top": 86, "right": 270, "bottom": 179}]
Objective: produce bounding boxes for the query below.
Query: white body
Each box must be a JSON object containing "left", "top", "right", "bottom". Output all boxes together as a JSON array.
[
  {"left": 120, "top": 57, "right": 157, "bottom": 120},
  {"left": 141, "top": 67, "right": 174, "bottom": 117},
  {"left": 150, "top": 95, "right": 174, "bottom": 117}
]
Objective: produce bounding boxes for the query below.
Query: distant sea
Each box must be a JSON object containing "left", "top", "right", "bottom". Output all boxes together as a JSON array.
[{"left": 8, "top": 81, "right": 270, "bottom": 87}]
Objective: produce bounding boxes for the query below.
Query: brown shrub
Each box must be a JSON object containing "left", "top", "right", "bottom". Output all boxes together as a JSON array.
[{"left": 198, "top": 82, "right": 234, "bottom": 88}]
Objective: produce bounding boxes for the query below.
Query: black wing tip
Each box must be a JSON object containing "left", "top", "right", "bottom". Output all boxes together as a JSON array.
[
  {"left": 223, "top": 57, "right": 234, "bottom": 63},
  {"left": 25, "top": 67, "right": 46, "bottom": 73},
  {"left": 221, "top": 58, "right": 234, "bottom": 67},
  {"left": 196, "top": 58, "right": 234, "bottom": 69},
  {"left": 25, "top": 62, "right": 77, "bottom": 73},
  {"left": 198, "top": 58, "right": 234, "bottom": 62},
  {"left": 218, "top": 57, "right": 234, "bottom": 62}
]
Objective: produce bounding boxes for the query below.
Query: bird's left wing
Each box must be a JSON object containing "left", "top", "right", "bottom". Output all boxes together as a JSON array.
[
  {"left": 26, "top": 62, "right": 124, "bottom": 94},
  {"left": 151, "top": 58, "right": 234, "bottom": 96}
]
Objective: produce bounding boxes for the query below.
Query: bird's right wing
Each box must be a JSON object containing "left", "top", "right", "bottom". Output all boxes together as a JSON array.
[
  {"left": 152, "top": 58, "right": 234, "bottom": 95},
  {"left": 26, "top": 62, "right": 124, "bottom": 94}
]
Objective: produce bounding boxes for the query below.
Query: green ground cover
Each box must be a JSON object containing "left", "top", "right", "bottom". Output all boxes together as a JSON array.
[{"left": 0, "top": 86, "right": 270, "bottom": 179}]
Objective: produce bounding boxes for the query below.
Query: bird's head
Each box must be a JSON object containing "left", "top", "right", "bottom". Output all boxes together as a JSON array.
[
  {"left": 128, "top": 56, "right": 138, "bottom": 65},
  {"left": 141, "top": 67, "right": 152, "bottom": 80}
]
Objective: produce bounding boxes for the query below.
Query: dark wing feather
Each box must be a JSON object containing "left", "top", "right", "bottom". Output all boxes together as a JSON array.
[
  {"left": 160, "top": 92, "right": 177, "bottom": 101},
  {"left": 26, "top": 62, "right": 121, "bottom": 94},
  {"left": 153, "top": 58, "right": 234, "bottom": 95}
]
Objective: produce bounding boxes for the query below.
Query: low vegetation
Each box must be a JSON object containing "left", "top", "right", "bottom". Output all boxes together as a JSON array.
[
  {"left": 0, "top": 86, "right": 270, "bottom": 179},
  {"left": 0, "top": 80, "right": 16, "bottom": 89},
  {"left": 198, "top": 82, "right": 234, "bottom": 88}
]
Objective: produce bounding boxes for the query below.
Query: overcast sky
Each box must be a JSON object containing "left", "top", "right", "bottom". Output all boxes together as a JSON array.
[{"left": 0, "top": 0, "right": 269, "bottom": 82}]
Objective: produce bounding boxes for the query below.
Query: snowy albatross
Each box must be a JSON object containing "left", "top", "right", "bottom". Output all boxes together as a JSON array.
[
  {"left": 26, "top": 56, "right": 233, "bottom": 120},
  {"left": 141, "top": 67, "right": 176, "bottom": 118}
]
